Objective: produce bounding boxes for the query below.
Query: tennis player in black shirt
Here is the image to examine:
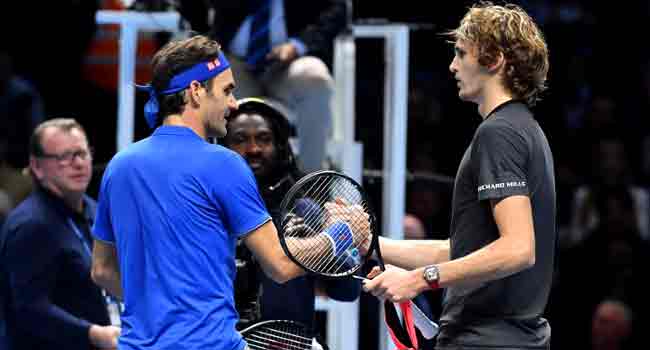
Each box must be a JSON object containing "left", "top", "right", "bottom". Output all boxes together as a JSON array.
[{"left": 363, "top": 2, "right": 555, "bottom": 349}]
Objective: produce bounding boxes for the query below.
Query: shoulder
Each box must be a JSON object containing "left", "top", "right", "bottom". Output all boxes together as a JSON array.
[
  {"left": 475, "top": 112, "right": 530, "bottom": 146},
  {"left": 198, "top": 143, "right": 250, "bottom": 171},
  {"left": 187, "top": 144, "right": 255, "bottom": 192},
  {"left": 99, "top": 138, "right": 154, "bottom": 181},
  {"left": 107, "top": 138, "right": 150, "bottom": 166},
  {"left": 475, "top": 117, "right": 519, "bottom": 141},
  {"left": 2, "top": 195, "right": 57, "bottom": 247},
  {"left": 4, "top": 193, "right": 49, "bottom": 227}
]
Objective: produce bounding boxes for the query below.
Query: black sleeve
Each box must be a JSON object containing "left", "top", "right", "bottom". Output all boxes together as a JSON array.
[
  {"left": 177, "top": 0, "right": 212, "bottom": 34},
  {"left": 297, "top": 0, "right": 347, "bottom": 57},
  {"left": 4, "top": 220, "right": 92, "bottom": 347},
  {"left": 472, "top": 121, "right": 530, "bottom": 201}
]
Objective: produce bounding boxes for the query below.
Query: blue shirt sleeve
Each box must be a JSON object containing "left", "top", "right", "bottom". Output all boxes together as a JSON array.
[
  {"left": 212, "top": 152, "right": 271, "bottom": 238},
  {"left": 92, "top": 164, "right": 116, "bottom": 243},
  {"left": 288, "top": 38, "right": 307, "bottom": 56}
]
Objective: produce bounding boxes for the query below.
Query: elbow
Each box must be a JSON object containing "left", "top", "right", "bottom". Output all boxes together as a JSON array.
[
  {"left": 516, "top": 246, "right": 535, "bottom": 271},
  {"left": 91, "top": 263, "right": 114, "bottom": 289},
  {"left": 268, "top": 269, "right": 293, "bottom": 284},
  {"left": 265, "top": 262, "right": 293, "bottom": 284},
  {"left": 268, "top": 259, "right": 304, "bottom": 284},
  {"left": 272, "top": 275, "right": 291, "bottom": 284}
]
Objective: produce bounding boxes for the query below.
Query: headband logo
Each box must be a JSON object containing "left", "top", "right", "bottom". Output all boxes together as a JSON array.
[{"left": 207, "top": 58, "right": 221, "bottom": 71}]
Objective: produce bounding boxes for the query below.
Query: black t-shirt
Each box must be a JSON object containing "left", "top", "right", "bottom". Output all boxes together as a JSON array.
[{"left": 436, "top": 101, "right": 556, "bottom": 349}]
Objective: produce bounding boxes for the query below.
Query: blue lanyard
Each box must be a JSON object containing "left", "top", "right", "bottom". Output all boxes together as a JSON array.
[
  {"left": 67, "top": 216, "right": 123, "bottom": 320},
  {"left": 66, "top": 217, "right": 92, "bottom": 257}
]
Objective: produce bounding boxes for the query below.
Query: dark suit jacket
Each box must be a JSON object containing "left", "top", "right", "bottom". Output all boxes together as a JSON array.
[
  {"left": 0, "top": 186, "right": 110, "bottom": 350},
  {"left": 179, "top": 0, "right": 348, "bottom": 66}
]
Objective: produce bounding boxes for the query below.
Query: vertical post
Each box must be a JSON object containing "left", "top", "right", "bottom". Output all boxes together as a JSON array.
[
  {"left": 96, "top": 10, "right": 180, "bottom": 150},
  {"left": 117, "top": 23, "right": 138, "bottom": 151},
  {"left": 323, "top": 32, "right": 361, "bottom": 350},
  {"left": 380, "top": 25, "right": 410, "bottom": 350}
]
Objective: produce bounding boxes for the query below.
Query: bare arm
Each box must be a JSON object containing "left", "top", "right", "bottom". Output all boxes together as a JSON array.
[
  {"left": 379, "top": 237, "right": 450, "bottom": 269},
  {"left": 435, "top": 195, "right": 535, "bottom": 288},
  {"left": 363, "top": 195, "right": 536, "bottom": 302},
  {"left": 91, "top": 240, "right": 123, "bottom": 299},
  {"left": 244, "top": 221, "right": 305, "bottom": 283}
]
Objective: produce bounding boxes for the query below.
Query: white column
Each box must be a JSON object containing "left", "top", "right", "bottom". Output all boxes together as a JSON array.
[
  {"left": 116, "top": 23, "right": 138, "bottom": 151},
  {"left": 329, "top": 24, "right": 410, "bottom": 350},
  {"left": 96, "top": 10, "right": 180, "bottom": 151}
]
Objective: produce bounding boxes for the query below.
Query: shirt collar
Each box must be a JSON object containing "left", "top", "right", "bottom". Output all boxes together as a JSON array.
[
  {"left": 152, "top": 125, "right": 205, "bottom": 141},
  {"left": 484, "top": 99, "right": 525, "bottom": 121}
]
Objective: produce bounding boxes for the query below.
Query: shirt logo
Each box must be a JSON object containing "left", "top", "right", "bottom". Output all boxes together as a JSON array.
[{"left": 477, "top": 181, "right": 526, "bottom": 192}]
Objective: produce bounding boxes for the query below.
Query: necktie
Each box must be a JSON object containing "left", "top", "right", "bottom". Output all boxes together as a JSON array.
[{"left": 246, "top": 0, "right": 272, "bottom": 69}]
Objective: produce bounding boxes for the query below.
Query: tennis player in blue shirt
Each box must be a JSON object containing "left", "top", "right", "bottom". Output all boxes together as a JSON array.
[{"left": 89, "top": 34, "right": 366, "bottom": 350}]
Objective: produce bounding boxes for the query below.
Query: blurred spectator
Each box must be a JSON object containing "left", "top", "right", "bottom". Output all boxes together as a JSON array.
[
  {"left": 562, "top": 137, "right": 649, "bottom": 247},
  {"left": 591, "top": 299, "right": 633, "bottom": 350},
  {"left": 0, "top": 190, "right": 10, "bottom": 227},
  {"left": 0, "top": 52, "right": 43, "bottom": 216},
  {"left": 0, "top": 1, "right": 98, "bottom": 116},
  {"left": 0, "top": 52, "right": 46, "bottom": 169},
  {"left": 405, "top": 180, "right": 451, "bottom": 238},
  {"left": 0, "top": 118, "right": 119, "bottom": 350},
  {"left": 179, "top": 0, "right": 347, "bottom": 171},
  {"left": 557, "top": 186, "right": 650, "bottom": 348},
  {"left": 635, "top": 60, "right": 650, "bottom": 185},
  {"left": 403, "top": 213, "right": 427, "bottom": 240}
]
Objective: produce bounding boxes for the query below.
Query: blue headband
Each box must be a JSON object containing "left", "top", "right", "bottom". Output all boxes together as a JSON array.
[{"left": 136, "top": 51, "right": 231, "bottom": 129}]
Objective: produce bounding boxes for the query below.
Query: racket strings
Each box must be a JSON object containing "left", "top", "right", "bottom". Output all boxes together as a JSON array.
[
  {"left": 284, "top": 176, "right": 373, "bottom": 275},
  {"left": 245, "top": 324, "right": 312, "bottom": 350},
  {"left": 287, "top": 181, "right": 351, "bottom": 272}
]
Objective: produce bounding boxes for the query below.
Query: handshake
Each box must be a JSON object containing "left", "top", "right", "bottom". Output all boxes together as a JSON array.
[{"left": 282, "top": 197, "right": 372, "bottom": 274}]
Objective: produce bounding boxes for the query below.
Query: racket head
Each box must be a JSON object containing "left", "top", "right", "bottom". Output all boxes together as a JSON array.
[
  {"left": 240, "top": 319, "right": 313, "bottom": 350},
  {"left": 278, "top": 170, "right": 379, "bottom": 277}
]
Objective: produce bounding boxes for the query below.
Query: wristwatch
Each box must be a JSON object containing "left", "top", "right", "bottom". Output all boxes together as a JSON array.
[{"left": 423, "top": 265, "right": 440, "bottom": 290}]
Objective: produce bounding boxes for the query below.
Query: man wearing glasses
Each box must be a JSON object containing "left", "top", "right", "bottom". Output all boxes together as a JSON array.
[{"left": 0, "top": 118, "right": 120, "bottom": 350}]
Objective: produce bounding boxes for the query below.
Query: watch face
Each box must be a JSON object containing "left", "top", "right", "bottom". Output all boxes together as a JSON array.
[{"left": 425, "top": 266, "right": 439, "bottom": 283}]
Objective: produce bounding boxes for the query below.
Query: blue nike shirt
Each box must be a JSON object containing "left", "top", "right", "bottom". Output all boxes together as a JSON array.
[{"left": 93, "top": 126, "right": 271, "bottom": 350}]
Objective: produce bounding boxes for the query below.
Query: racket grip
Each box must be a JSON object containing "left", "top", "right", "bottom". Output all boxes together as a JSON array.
[{"left": 324, "top": 221, "right": 354, "bottom": 256}]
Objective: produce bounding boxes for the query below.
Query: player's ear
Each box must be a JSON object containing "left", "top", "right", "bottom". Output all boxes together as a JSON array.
[{"left": 486, "top": 51, "right": 505, "bottom": 74}]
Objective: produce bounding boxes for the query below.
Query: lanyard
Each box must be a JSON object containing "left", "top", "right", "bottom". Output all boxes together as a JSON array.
[
  {"left": 67, "top": 217, "right": 123, "bottom": 323},
  {"left": 66, "top": 217, "right": 92, "bottom": 257}
]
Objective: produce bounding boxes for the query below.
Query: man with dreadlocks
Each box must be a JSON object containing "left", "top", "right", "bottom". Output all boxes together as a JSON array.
[{"left": 222, "top": 97, "right": 361, "bottom": 347}]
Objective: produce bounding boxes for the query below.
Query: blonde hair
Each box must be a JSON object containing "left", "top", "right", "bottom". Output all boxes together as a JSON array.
[{"left": 448, "top": 2, "right": 549, "bottom": 106}]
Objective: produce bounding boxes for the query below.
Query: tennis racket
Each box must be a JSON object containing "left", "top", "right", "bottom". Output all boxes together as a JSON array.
[
  {"left": 240, "top": 320, "right": 315, "bottom": 350},
  {"left": 277, "top": 170, "right": 439, "bottom": 346}
]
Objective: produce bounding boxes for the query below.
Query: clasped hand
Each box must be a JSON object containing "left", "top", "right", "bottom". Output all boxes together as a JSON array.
[{"left": 362, "top": 265, "right": 421, "bottom": 303}]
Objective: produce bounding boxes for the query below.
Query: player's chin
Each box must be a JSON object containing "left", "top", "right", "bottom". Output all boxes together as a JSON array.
[{"left": 251, "top": 166, "right": 270, "bottom": 179}]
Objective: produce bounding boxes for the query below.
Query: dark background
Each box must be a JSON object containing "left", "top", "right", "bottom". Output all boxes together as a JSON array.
[{"left": 2, "top": 1, "right": 650, "bottom": 349}]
